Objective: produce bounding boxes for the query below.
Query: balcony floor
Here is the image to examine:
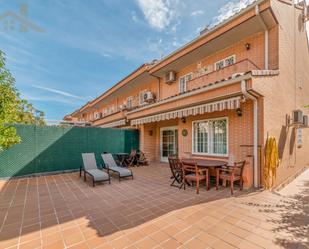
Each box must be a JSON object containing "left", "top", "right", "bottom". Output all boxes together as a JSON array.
[{"left": 0, "top": 164, "right": 307, "bottom": 249}]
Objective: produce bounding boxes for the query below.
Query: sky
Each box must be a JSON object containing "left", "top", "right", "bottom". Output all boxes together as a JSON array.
[{"left": 0, "top": 0, "right": 308, "bottom": 121}]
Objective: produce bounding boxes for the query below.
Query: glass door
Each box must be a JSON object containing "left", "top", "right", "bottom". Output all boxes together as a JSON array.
[{"left": 160, "top": 127, "right": 178, "bottom": 162}]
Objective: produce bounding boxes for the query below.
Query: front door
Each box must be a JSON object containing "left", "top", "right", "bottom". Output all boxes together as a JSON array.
[{"left": 160, "top": 127, "right": 178, "bottom": 162}]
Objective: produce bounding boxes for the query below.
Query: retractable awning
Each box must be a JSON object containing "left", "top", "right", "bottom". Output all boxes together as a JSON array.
[
  {"left": 130, "top": 96, "right": 241, "bottom": 126},
  {"left": 100, "top": 119, "right": 126, "bottom": 128}
]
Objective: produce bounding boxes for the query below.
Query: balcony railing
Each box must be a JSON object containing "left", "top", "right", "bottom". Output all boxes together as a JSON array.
[{"left": 188, "top": 59, "right": 260, "bottom": 89}]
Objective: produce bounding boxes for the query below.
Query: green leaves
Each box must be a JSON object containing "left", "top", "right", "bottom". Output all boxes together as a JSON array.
[{"left": 0, "top": 50, "right": 45, "bottom": 150}]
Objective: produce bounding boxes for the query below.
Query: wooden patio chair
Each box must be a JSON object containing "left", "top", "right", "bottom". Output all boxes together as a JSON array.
[
  {"left": 168, "top": 156, "right": 183, "bottom": 189},
  {"left": 216, "top": 160, "right": 246, "bottom": 195},
  {"left": 123, "top": 149, "right": 137, "bottom": 167},
  {"left": 182, "top": 161, "right": 209, "bottom": 194},
  {"left": 137, "top": 150, "right": 148, "bottom": 166}
]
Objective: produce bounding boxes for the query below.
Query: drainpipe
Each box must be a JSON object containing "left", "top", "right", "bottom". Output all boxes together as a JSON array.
[
  {"left": 255, "top": 5, "right": 269, "bottom": 70},
  {"left": 241, "top": 80, "right": 259, "bottom": 188},
  {"left": 152, "top": 75, "right": 161, "bottom": 100}
]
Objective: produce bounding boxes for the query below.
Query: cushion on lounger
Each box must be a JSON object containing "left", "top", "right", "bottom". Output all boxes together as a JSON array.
[{"left": 87, "top": 169, "right": 109, "bottom": 181}]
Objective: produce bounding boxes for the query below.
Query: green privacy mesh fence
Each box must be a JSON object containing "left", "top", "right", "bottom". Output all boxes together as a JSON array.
[{"left": 0, "top": 125, "right": 139, "bottom": 178}]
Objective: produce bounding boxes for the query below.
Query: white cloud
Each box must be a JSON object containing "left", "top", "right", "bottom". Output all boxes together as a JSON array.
[
  {"left": 31, "top": 85, "right": 84, "bottom": 99},
  {"left": 211, "top": 0, "right": 256, "bottom": 27},
  {"left": 21, "top": 93, "right": 78, "bottom": 105},
  {"left": 135, "top": 0, "right": 179, "bottom": 30},
  {"left": 191, "top": 10, "right": 204, "bottom": 16}
]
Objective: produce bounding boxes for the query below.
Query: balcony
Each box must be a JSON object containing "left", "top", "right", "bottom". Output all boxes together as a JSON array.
[{"left": 187, "top": 59, "right": 260, "bottom": 90}]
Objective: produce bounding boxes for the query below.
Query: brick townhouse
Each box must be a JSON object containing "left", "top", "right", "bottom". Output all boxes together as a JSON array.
[{"left": 64, "top": 0, "right": 309, "bottom": 188}]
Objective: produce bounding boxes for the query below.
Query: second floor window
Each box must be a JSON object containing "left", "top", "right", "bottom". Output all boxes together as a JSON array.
[
  {"left": 139, "top": 90, "right": 147, "bottom": 105},
  {"left": 179, "top": 73, "right": 192, "bottom": 94},
  {"left": 127, "top": 97, "right": 133, "bottom": 109},
  {"left": 215, "top": 55, "right": 236, "bottom": 71}
]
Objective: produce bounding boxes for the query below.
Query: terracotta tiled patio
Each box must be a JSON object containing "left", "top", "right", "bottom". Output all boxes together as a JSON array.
[{"left": 0, "top": 164, "right": 308, "bottom": 249}]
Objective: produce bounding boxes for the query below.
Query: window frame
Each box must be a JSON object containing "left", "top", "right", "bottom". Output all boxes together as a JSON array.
[
  {"left": 214, "top": 55, "right": 236, "bottom": 71},
  {"left": 192, "top": 117, "right": 229, "bottom": 157},
  {"left": 126, "top": 96, "right": 133, "bottom": 109},
  {"left": 139, "top": 90, "right": 147, "bottom": 106},
  {"left": 179, "top": 72, "right": 193, "bottom": 94}
]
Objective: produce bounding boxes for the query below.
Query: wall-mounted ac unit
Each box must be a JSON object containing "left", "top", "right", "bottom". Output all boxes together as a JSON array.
[
  {"left": 143, "top": 91, "right": 155, "bottom": 103},
  {"left": 165, "top": 71, "right": 176, "bottom": 84},
  {"left": 303, "top": 115, "right": 308, "bottom": 127},
  {"left": 293, "top": 110, "right": 303, "bottom": 125}
]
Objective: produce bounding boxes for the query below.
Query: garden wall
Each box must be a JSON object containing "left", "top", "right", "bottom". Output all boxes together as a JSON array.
[{"left": 0, "top": 125, "right": 139, "bottom": 178}]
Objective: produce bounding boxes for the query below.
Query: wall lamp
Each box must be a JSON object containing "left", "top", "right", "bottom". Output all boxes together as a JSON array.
[
  {"left": 245, "top": 43, "right": 251, "bottom": 50},
  {"left": 181, "top": 117, "right": 186, "bottom": 123},
  {"left": 236, "top": 108, "right": 242, "bottom": 117}
]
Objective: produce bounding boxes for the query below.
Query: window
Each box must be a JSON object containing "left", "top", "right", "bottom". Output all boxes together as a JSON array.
[
  {"left": 127, "top": 97, "right": 133, "bottom": 109},
  {"left": 179, "top": 73, "right": 193, "bottom": 93},
  {"left": 192, "top": 118, "right": 228, "bottom": 156},
  {"left": 215, "top": 55, "right": 236, "bottom": 71},
  {"left": 139, "top": 90, "right": 147, "bottom": 105}
]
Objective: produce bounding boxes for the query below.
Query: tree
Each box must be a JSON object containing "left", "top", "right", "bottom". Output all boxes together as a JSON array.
[{"left": 0, "top": 51, "right": 45, "bottom": 150}]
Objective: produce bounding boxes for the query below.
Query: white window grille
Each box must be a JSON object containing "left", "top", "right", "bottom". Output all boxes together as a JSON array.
[
  {"left": 192, "top": 118, "right": 228, "bottom": 156},
  {"left": 127, "top": 96, "right": 133, "bottom": 109},
  {"left": 179, "top": 73, "right": 193, "bottom": 93},
  {"left": 215, "top": 55, "right": 236, "bottom": 71}
]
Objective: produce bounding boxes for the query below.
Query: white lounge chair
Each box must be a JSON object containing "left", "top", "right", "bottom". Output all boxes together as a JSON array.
[
  {"left": 81, "top": 153, "right": 110, "bottom": 187},
  {"left": 101, "top": 153, "right": 133, "bottom": 181}
]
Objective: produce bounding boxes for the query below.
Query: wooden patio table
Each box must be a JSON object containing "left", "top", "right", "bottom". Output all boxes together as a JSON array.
[
  {"left": 181, "top": 159, "right": 227, "bottom": 189},
  {"left": 181, "top": 159, "right": 227, "bottom": 168}
]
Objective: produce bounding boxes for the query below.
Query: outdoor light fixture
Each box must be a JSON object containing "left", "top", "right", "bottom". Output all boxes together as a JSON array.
[
  {"left": 148, "top": 130, "right": 153, "bottom": 136},
  {"left": 245, "top": 43, "right": 251, "bottom": 50},
  {"left": 236, "top": 108, "right": 242, "bottom": 117},
  {"left": 181, "top": 117, "right": 186, "bottom": 123}
]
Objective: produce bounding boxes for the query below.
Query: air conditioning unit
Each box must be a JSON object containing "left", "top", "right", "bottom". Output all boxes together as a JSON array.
[
  {"left": 165, "top": 71, "right": 176, "bottom": 84},
  {"left": 143, "top": 91, "right": 155, "bottom": 103},
  {"left": 303, "top": 115, "right": 308, "bottom": 127},
  {"left": 293, "top": 110, "right": 303, "bottom": 125}
]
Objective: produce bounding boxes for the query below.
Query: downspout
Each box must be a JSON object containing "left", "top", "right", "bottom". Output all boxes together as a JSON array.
[
  {"left": 241, "top": 80, "right": 259, "bottom": 188},
  {"left": 156, "top": 76, "right": 161, "bottom": 100},
  {"left": 255, "top": 5, "right": 269, "bottom": 70}
]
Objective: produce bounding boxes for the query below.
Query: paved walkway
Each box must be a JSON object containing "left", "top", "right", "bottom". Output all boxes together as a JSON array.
[{"left": 0, "top": 164, "right": 308, "bottom": 249}]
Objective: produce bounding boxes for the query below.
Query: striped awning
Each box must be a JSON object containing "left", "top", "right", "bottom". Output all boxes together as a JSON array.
[
  {"left": 100, "top": 119, "right": 126, "bottom": 128},
  {"left": 131, "top": 96, "right": 241, "bottom": 126}
]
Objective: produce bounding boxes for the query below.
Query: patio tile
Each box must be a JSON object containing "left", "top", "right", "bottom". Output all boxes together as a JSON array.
[
  {"left": 19, "top": 238, "right": 41, "bottom": 249},
  {"left": 173, "top": 226, "right": 201, "bottom": 244},
  {"left": 149, "top": 230, "right": 170, "bottom": 244},
  {"left": 42, "top": 232, "right": 63, "bottom": 246},
  {"left": 197, "top": 232, "right": 218, "bottom": 246},
  {"left": 68, "top": 241, "right": 89, "bottom": 249},
  {"left": 42, "top": 240, "right": 66, "bottom": 249},
  {"left": 211, "top": 239, "right": 237, "bottom": 249},
  {"left": 126, "top": 230, "right": 145, "bottom": 243},
  {"left": 111, "top": 235, "right": 132, "bottom": 249},
  {"left": 86, "top": 236, "right": 107, "bottom": 248},
  {"left": 160, "top": 238, "right": 181, "bottom": 249},
  {"left": 134, "top": 237, "right": 157, "bottom": 249}
]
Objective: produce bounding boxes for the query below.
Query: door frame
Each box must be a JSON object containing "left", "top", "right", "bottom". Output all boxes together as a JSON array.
[{"left": 160, "top": 126, "right": 178, "bottom": 162}]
